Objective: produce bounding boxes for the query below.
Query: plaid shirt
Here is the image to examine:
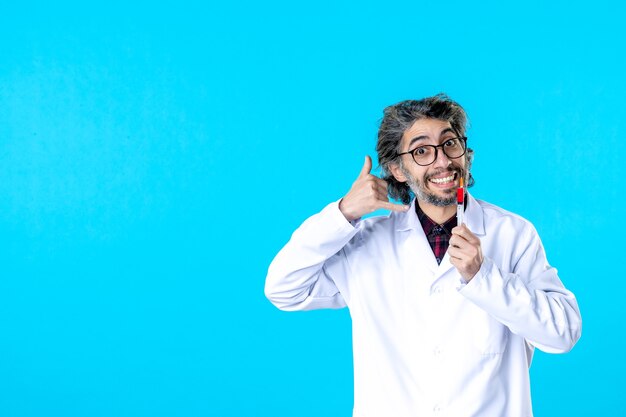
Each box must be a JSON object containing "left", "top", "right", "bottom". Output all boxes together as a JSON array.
[{"left": 415, "top": 203, "right": 458, "bottom": 265}]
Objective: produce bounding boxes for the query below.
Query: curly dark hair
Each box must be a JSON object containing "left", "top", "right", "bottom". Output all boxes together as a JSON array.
[{"left": 376, "top": 94, "right": 474, "bottom": 204}]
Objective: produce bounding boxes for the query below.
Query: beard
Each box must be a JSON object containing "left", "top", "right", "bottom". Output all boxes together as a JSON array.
[{"left": 400, "top": 165, "right": 466, "bottom": 207}]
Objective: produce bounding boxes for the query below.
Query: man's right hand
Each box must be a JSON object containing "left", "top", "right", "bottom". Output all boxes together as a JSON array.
[{"left": 338, "top": 156, "right": 410, "bottom": 222}]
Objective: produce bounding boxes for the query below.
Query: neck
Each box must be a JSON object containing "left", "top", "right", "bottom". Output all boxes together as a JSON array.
[{"left": 417, "top": 200, "right": 456, "bottom": 224}]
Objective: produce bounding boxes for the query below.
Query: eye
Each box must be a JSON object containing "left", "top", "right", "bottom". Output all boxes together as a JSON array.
[
  {"left": 444, "top": 138, "right": 458, "bottom": 147},
  {"left": 414, "top": 146, "right": 428, "bottom": 156}
]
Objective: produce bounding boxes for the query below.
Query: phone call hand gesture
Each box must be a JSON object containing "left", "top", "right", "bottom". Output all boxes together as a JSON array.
[{"left": 339, "top": 156, "right": 410, "bottom": 222}]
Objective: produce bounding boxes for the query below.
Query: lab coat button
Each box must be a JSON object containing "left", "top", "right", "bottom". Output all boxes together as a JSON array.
[
  {"left": 432, "top": 286, "right": 442, "bottom": 295},
  {"left": 433, "top": 404, "right": 442, "bottom": 413},
  {"left": 433, "top": 346, "right": 442, "bottom": 356}
]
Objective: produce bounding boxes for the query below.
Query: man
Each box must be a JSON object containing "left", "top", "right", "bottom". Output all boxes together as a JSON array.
[{"left": 265, "top": 94, "right": 582, "bottom": 417}]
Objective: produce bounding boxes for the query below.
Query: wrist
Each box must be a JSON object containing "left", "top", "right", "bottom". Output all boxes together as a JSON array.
[{"left": 339, "top": 198, "right": 358, "bottom": 222}]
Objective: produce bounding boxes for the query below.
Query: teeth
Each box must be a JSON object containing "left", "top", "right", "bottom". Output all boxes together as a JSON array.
[{"left": 430, "top": 174, "right": 455, "bottom": 184}]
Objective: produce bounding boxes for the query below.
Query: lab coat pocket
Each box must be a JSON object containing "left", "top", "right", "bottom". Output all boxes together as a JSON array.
[{"left": 470, "top": 311, "right": 509, "bottom": 355}]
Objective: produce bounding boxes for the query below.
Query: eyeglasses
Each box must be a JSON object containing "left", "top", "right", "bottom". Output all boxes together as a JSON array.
[{"left": 397, "top": 137, "right": 467, "bottom": 166}]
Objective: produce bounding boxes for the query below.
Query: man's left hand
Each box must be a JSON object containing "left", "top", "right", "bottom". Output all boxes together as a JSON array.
[{"left": 448, "top": 224, "right": 483, "bottom": 282}]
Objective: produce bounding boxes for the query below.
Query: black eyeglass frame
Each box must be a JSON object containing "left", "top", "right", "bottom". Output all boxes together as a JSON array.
[{"left": 397, "top": 136, "right": 468, "bottom": 166}]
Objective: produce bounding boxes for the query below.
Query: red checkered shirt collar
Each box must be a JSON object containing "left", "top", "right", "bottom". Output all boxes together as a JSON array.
[{"left": 415, "top": 202, "right": 457, "bottom": 265}]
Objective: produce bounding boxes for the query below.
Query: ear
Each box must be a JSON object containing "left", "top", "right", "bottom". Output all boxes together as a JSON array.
[{"left": 389, "top": 162, "right": 407, "bottom": 183}]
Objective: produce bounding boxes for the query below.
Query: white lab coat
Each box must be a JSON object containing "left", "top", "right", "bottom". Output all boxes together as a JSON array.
[{"left": 265, "top": 193, "right": 582, "bottom": 417}]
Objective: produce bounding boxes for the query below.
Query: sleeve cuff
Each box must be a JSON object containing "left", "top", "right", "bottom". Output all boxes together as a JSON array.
[
  {"left": 456, "top": 257, "right": 494, "bottom": 292},
  {"left": 329, "top": 199, "right": 361, "bottom": 230}
]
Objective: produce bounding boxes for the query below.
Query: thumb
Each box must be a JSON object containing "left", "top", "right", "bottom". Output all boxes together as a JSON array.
[{"left": 358, "top": 155, "right": 372, "bottom": 178}]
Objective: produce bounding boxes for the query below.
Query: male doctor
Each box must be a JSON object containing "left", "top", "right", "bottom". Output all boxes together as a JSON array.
[{"left": 265, "top": 94, "right": 582, "bottom": 417}]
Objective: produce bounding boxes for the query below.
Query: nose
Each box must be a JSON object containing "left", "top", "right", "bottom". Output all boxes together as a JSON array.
[{"left": 432, "top": 147, "right": 452, "bottom": 169}]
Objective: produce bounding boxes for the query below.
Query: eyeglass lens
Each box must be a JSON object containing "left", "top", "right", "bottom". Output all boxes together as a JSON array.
[{"left": 413, "top": 139, "right": 465, "bottom": 165}]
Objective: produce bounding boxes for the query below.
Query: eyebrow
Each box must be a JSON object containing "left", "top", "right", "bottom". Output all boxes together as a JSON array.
[{"left": 407, "top": 127, "right": 456, "bottom": 148}]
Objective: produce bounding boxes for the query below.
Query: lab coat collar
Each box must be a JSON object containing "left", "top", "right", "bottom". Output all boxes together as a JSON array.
[
  {"left": 394, "top": 192, "right": 485, "bottom": 236},
  {"left": 394, "top": 197, "right": 422, "bottom": 232},
  {"left": 463, "top": 192, "right": 486, "bottom": 236}
]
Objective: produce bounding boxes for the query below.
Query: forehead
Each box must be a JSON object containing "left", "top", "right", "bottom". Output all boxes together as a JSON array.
[{"left": 401, "top": 118, "right": 453, "bottom": 148}]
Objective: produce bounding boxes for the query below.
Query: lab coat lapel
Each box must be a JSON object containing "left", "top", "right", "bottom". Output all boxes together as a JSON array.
[
  {"left": 437, "top": 253, "right": 454, "bottom": 277},
  {"left": 463, "top": 192, "right": 486, "bottom": 236},
  {"left": 395, "top": 198, "right": 438, "bottom": 274}
]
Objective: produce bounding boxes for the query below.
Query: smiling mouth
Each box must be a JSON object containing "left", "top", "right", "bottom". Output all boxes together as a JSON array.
[{"left": 428, "top": 171, "right": 457, "bottom": 185}]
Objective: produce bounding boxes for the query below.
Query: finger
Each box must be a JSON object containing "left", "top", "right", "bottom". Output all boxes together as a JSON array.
[
  {"left": 373, "top": 187, "right": 393, "bottom": 202},
  {"left": 358, "top": 155, "right": 373, "bottom": 179},
  {"left": 369, "top": 184, "right": 387, "bottom": 201},
  {"left": 375, "top": 177, "right": 388, "bottom": 188},
  {"left": 449, "top": 238, "right": 474, "bottom": 256},
  {"left": 452, "top": 224, "right": 480, "bottom": 244},
  {"left": 375, "top": 192, "right": 388, "bottom": 204},
  {"left": 448, "top": 250, "right": 464, "bottom": 265},
  {"left": 449, "top": 245, "right": 471, "bottom": 260},
  {"left": 378, "top": 201, "right": 410, "bottom": 212},
  {"left": 450, "top": 233, "right": 472, "bottom": 249},
  {"left": 449, "top": 235, "right": 464, "bottom": 248},
  {"left": 375, "top": 183, "right": 388, "bottom": 196}
]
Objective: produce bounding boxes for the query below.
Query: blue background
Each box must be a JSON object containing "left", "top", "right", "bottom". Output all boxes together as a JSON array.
[{"left": 0, "top": 1, "right": 623, "bottom": 416}]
